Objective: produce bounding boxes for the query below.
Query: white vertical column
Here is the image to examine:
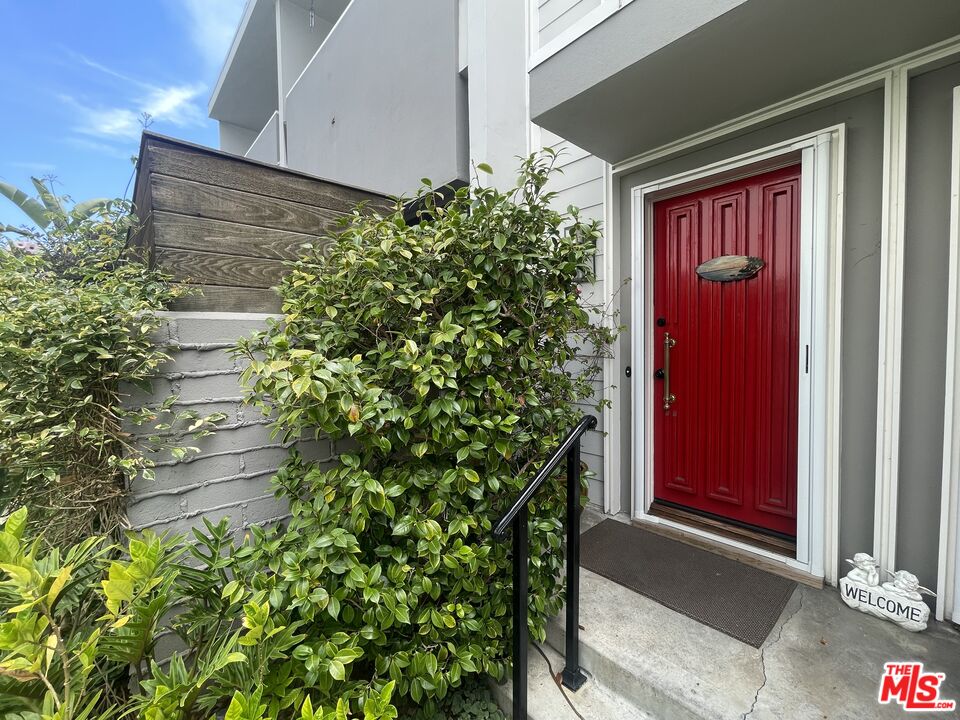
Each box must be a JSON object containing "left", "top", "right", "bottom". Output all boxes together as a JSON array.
[
  {"left": 466, "top": 0, "right": 529, "bottom": 190},
  {"left": 874, "top": 67, "right": 909, "bottom": 571},
  {"left": 937, "top": 86, "right": 960, "bottom": 622},
  {"left": 274, "top": 0, "right": 288, "bottom": 166}
]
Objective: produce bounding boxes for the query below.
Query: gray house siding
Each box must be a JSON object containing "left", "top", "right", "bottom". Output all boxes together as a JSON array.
[{"left": 617, "top": 89, "right": 886, "bottom": 580}]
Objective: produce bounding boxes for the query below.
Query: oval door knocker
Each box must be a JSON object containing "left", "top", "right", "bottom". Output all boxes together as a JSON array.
[{"left": 695, "top": 254, "right": 765, "bottom": 282}]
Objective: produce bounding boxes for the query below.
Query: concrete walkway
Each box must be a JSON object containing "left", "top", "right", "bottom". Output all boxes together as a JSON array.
[
  {"left": 546, "top": 570, "right": 960, "bottom": 719},
  {"left": 531, "top": 544, "right": 960, "bottom": 720},
  {"left": 497, "top": 512, "right": 960, "bottom": 719}
]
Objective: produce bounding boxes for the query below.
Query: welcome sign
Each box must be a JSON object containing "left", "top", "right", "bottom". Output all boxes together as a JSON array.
[
  {"left": 839, "top": 554, "right": 931, "bottom": 632},
  {"left": 840, "top": 580, "right": 928, "bottom": 630}
]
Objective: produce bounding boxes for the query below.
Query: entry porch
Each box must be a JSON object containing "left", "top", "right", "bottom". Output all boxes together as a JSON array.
[{"left": 494, "top": 509, "right": 960, "bottom": 719}]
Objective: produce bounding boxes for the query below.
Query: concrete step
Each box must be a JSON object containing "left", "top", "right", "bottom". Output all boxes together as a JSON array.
[
  {"left": 489, "top": 640, "right": 654, "bottom": 720},
  {"left": 544, "top": 567, "right": 960, "bottom": 720},
  {"left": 545, "top": 569, "right": 767, "bottom": 719}
]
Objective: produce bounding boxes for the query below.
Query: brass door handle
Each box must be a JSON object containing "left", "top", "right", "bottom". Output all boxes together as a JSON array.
[{"left": 663, "top": 333, "right": 676, "bottom": 410}]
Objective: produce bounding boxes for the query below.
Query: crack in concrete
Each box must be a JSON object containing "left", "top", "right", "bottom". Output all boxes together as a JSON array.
[{"left": 742, "top": 588, "right": 805, "bottom": 720}]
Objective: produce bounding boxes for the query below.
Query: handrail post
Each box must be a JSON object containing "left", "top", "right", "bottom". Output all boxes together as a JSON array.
[
  {"left": 497, "top": 416, "right": 596, "bottom": 717},
  {"left": 561, "top": 438, "right": 588, "bottom": 691},
  {"left": 512, "top": 505, "right": 529, "bottom": 720}
]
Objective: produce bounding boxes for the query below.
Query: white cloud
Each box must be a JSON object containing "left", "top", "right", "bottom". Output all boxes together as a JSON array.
[
  {"left": 53, "top": 3, "right": 240, "bottom": 152},
  {"left": 7, "top": 161, "right": 57, "bottom": 173},
  {"left": 142, "top": 85, "right": 207, "bottom": 127},
  {"left": 66, "top": 50, "right": 151, "bottom": 90},
  {"left": 175, "top": 0, "right": 248, "bottom": 71},
  {"left": 71, "top": 104, "right": 140, "bottom": 140},
  {"left": 65, "top": 137, "right": 139, "bottom": 161},
  {"left": 61, "top": 82, "right": 206, "bottom": 141}
]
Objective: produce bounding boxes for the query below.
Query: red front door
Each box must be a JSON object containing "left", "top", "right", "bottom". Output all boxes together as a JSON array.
[{"left": 652, "top": 164, "right": 800, "bottom": 537}]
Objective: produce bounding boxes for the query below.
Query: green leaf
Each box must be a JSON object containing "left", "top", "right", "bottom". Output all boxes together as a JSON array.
[
  {"left": 0, "top": 532, "right": 18, "bottom": 563},
  {"left": 476, "top": 162, "right": 493, "bottom": 174},
  {"left": 4, "top": 507, "right": 28, "bottom": 539},
  {"left": 30, "top": 177, "right": 64, "bottom": 216},
  {"left": 46, "top": 565, "right": 72, "bottom": 606},
  {"left": 72, "top": 198, "right": 109, "bottom": 219},
  {"left": 0, "top": 179, "right": 50, "bottom": 227}
]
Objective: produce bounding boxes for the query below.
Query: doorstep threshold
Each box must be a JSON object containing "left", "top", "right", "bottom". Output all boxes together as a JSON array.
[{"left": 634, "top": 513, "right": 821, "bottom": 589}]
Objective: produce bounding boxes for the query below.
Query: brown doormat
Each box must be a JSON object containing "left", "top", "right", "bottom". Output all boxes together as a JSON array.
[{"left": 580, "top": 519, "right": 796, "bottom": 648}]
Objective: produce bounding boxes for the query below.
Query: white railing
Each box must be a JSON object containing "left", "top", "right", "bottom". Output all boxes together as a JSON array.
[{"left": 245, "top": 110, "right": 280, "bottom": 165}]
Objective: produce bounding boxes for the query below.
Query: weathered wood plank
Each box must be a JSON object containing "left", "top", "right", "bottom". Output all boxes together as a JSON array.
[
  {"left": 156, "top": 247, "right": 287, "bottom": 288},
  {"left": 129, "top": 160, "right": 156, "bottom": 265},
  {"left": 143, "top": 137, "right": 392, "bottom": 214},
  {"left": 153, "top": 211, "right": 331, "bottom": 261},
  {"left": 172, "top": 285, "right": 281, "bottom": 313},
  {"left": 150, "top": 174, "right": 350, "bottom": 235}
]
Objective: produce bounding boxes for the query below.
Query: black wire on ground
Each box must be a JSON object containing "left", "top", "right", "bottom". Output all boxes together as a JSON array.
[{"left": 532, "top": 642, "right": 588, "bottom": 720}]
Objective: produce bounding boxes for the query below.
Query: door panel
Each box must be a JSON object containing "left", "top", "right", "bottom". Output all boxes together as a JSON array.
[{"left": 653, "top": 165, "right": 800, "bottom": 537}]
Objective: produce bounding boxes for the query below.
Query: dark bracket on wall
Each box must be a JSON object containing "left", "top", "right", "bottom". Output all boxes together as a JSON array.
[{"left": 402, "top": 178, "right": 469, "bottom": 226}]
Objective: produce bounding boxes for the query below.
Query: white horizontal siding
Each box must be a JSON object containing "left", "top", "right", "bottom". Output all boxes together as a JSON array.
[
  {"left": 553, "top": 177, "right": 604, "bottom": 214},
  {"left": 539, "top": 127, "right": 608, "bottom": 507},
  {"left": 539, "top": 0, "right": 601, "bottom": 46},
  {"left": 556, "top": 154, "right": 606, "bottom": 190}
]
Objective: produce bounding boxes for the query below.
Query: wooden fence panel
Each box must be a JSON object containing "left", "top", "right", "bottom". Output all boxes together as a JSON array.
[{"left": 132, "top": 133, "right": 390, "bottom": 312}]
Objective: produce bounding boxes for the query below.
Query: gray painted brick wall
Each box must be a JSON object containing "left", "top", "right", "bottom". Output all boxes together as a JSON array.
[
  {"left": 124, "top": 310, "right": 604, "bottom": 534},
  {"left": 125, "top": 312, "right": 336, "bottom": 538}
]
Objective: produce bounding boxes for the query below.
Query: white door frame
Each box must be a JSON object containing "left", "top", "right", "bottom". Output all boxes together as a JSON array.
[
  {"left": 628, "top": 127, "right": 845, "bottom": 581},
  {"left": 937, "top": 86, "right": 960, "bottom": 623}
]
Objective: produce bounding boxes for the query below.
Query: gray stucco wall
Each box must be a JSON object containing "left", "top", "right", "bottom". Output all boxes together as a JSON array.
[
  {"left": 531, "top": 0, "right": 960, "bottom": 163},
  {"left": 278, "top": 3, "right": 332, "bottom": 96},
  {"left": 219, "top": 121, "right": 259, "bottom": 157},
  {"left": 126, "top": 313, "right": 334, "bottom": 537},
  {"left": 283, "top": 0, "right": 468, "bottom": 196},
  {"left": 897, "top": 61, "right": 960, "bottom": 587},
  {"left": 616, "top": 90, "right": 886, "bottom": 574}
]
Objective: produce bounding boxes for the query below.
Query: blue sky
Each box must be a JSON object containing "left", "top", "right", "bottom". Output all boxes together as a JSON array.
[{"left": 0, "top": 0, "right": 247, "bottom": 228}]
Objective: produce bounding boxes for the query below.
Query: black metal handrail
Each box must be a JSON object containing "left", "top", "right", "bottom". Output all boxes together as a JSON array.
[{"left": 493, "top": 414, "right": 597, "bottom": 719}]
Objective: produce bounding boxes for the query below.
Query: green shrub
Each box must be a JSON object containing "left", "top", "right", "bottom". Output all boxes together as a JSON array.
[
  {"left": 0, "top": 152, "right": 611, "bottom": 719},
  {"left": 0, "top": 508, "right": 398, "bottom": 720},
  {"left": 233, "top": 151, "right": 614, "bottom": 711},
  {"left": 407, "top": 678, "right": 504, "bottom": 720},
  {"left": 0, "top": 200, "right": 222, "bottom": 544}
]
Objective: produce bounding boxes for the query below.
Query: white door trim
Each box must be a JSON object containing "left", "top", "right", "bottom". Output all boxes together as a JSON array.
[
  {"left": 629, "top": 127, "right": 845, "bottom": 581},
  {"left": 937, "top": 86, "right": 960, "bottom": 623},
  {"left": 598, "top": 36, "right": 960, "bottom": 590},
  {"left": 602, "top": 161, "right": 623, "bottom": 514}
]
